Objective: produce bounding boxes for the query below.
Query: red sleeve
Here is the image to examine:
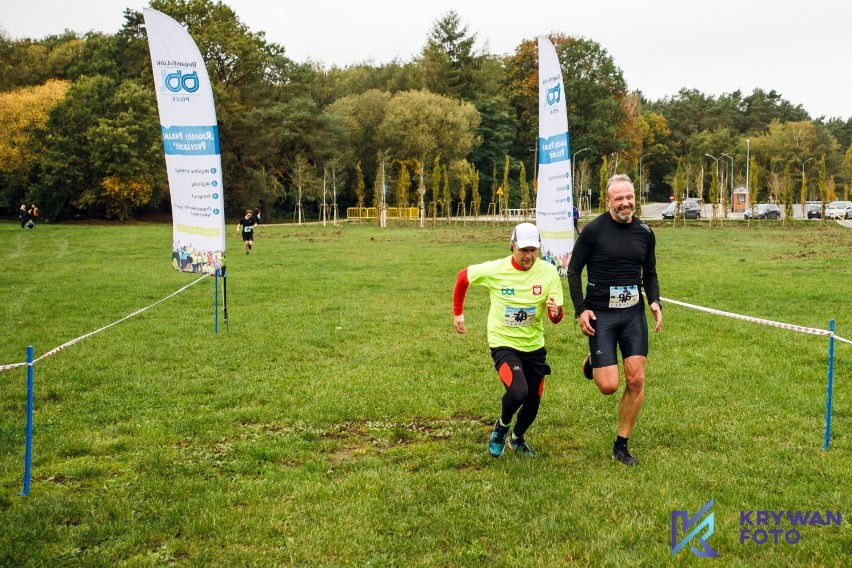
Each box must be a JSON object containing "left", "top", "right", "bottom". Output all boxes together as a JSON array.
[
  {"left": 548, "top": 305, "right": 564, "bottom": 324},
  {"left": 453, "top": 268, "right": 470, "bottom": 315}
]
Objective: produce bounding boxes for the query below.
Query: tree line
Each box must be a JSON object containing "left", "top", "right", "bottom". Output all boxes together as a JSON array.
[{"left": 1, "top": 0, "right": 850, "bottom": 221}]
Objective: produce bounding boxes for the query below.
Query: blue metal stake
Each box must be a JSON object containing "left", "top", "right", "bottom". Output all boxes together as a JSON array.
[
  {"left": 214, "top": 270, "right": 219, "bottom": 334},
  {"left": 823, "top": 320, "right": 835, "bottom": 450},
  {"left": 20, "top": 346, "right": 34, "bottom": 496}
]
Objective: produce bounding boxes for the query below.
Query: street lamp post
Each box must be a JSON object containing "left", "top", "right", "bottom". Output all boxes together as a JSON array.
[
  {"left": 704, "top": 152, "right": 720, "bottom": 193},
  {"left": 745, "top": 139, "right": 750, "bottom": 209},
  {"left": 721, "top": 153, "right": 734, "bottom": 212},
  {"left": 639, "top": 152, "right": 651, "bottom": 205},
  {"left": 572, "top": 147, "right": 590, "bottom": 213},
  {"left": 530, "top": 144, "right": 538, "bottom": 188}
]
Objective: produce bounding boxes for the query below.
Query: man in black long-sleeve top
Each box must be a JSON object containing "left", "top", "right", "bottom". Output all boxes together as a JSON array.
[{"left": 566, "top": 174, "right": 663, "bottom": 466}]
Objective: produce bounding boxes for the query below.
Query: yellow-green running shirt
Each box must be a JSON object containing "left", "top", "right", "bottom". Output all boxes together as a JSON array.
[{"left": 467, "top": 256, "right": 563, "bottom": 351}]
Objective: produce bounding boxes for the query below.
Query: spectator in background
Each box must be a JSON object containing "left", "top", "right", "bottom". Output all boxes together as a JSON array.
[{"left": 28, "top": 204, "right": 40, "bottom": 226}]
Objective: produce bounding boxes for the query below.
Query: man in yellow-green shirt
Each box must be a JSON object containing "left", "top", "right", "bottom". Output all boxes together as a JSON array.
[{"left": 453, "top": 223, "right": 565, "bottom": 457}]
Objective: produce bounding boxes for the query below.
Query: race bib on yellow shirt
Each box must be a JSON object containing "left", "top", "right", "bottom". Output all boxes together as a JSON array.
[
  {"left": 503, "top": 305, "right": 537, "bottom": 327},
  {"left": 609, "top": 285, "right": 639, "bottom": 309}
]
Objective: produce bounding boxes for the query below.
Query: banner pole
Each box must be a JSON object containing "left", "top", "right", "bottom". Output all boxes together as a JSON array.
[
  {"left": 222, "top": 264, "right": 228, "bottom": 329},
  {"left": 20, "top": 345, "right": 34, "bottom": 496},
  {"left": 823, "top": 320, "right": 835, "bottom": 449},
  {"left": 214, "top": 270, "right": 219, "bottom": 334}
]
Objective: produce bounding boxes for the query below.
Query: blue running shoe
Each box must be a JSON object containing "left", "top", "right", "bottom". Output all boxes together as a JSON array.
[
  {"left": 508, "top": 436, "right": 535, "bottom": 456},
  {"left": 488, "top": 420, "right": 509, "bottom": 457}
]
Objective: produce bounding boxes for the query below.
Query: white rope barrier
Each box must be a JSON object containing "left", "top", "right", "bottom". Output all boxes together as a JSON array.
[
  {"left": 661, "top": 296, "right": 851, "bottom": 345},
  {"left": 3, "top": 287, "right": 846, "bottom": 374},
  {"left": 0, "top": 275, "right": 209, "bottom": 373}
]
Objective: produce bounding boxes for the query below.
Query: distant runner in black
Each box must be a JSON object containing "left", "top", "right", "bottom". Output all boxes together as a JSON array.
[
  {"left": 566, "top": 174, "right": 663, "bottom": 467},
  {"left": 236, "top": 209, "right": 257, "bottom": 255}
]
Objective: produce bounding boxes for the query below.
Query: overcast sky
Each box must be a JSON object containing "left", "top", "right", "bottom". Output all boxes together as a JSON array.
[{"left": 2, "top": 0, "right": 850, "bottom": 120}]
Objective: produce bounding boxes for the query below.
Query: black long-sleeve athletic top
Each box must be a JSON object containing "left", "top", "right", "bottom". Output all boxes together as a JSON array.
[{"left": 566, "top": 212, "right": 661, "bottom": 318}]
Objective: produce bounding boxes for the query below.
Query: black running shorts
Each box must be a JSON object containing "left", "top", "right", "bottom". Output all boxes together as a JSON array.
[
  {"left": 490, "top": 347, "right": 551, "bottom": 380},
  {"left": 588, "top": 303, "right": 648, "bottom": 368}
]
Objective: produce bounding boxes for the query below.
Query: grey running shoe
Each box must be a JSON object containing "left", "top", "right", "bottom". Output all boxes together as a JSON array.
[
  {"left": 612, "top": 446, "right": 639, "bottom": 467},
  {"left": 508, "top": 436, "right": 535, "bottom": 456}
]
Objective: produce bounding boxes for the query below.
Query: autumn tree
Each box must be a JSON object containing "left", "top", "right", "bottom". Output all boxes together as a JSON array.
[
  {"left": 0, "top": 80, "right": 69, "bottom": 208},
  {"left": 673, "top": 157, "right": 688, "bottom": 213},
  {"left": 396, "top": 161, "right": 410, "bottom": 208},
  {"left": 694, "top": 166, "right": 705, "bottom": 203},
  {"left": 373, "top": 151, "right": 391, "bottom": 209},
  {"left": 519, "top": 162, "right": 530, "bottom": 211},
  {"left": 290, "top": 154, "right": 322, "bottom": 222},
  {"left": 598, "top": 156, "right": 608, "bottom": 213},
  {"left": 818, "top": 155, "right": 828, "bottom": 223},
  {"left": 442, "top": 164, "right": 451, "bottom": 218},
  {"left": 326, "top": 89, "right": 392, "bottom": 195},
  {"left": 377, "top": 90, "right": 481, "bottom": 163},
  {"left": 470, "top": 164, "right": 481, "bottom": 216},
  {"left": 431, "top": 155, "right": 442, "bottom": 212},
  {"left": 782, "top": 165, "right": 794, "bottom": 222},
  {"left": 503, "top": 33, "right": 630, "bottom": 178},
  {"left": 451, "top": 159, "right": 470, "bottom": 217},
  {"left": 33, "top": 75, "right": 163, "bottom": 220},
  {"left": 354, "top": 161, "right": 365, "bottom": 209},
  {"left": 501, "top": 155, "right": 511, "bottom": 210}
]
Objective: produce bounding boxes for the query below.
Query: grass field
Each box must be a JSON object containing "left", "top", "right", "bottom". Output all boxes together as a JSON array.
[{"left": 1, "top": 217, "right": 850, "bottom": 566}]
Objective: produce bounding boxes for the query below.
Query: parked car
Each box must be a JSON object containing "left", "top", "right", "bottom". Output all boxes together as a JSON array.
[
  {"left": 682, "top": 199, "right": 701, "bottom": 219},
  {"left": 825, "top": 200, "right": 852, "bottom": 220},
  {"left": 806, "top": 203, "right": 822, "bottom": 219},
  {"left": 661, "top": 201, "right": 678, "bottom": 219},
  {"left": 744, "top": 203, "right": 782, "bottom": 219}
]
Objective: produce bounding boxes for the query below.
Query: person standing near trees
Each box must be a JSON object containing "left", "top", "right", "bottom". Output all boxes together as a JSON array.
[
  {"left": 236, "top": 209, "right": 257, "bottom": 254},
  {"left": 452, "top": 222, "right": 565, "bottom": 457},
  {"left": 18, "top": 204, "right": 28, "bottom": 228},
  {"left": 28, "top": 204, "right": 40, "bottom": 227},
  {"left": 566, "top": 174, "right": 662, "bottom": 467}
]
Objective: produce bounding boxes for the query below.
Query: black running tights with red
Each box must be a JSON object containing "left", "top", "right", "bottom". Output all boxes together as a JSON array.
[{"left": 491, "top": 348, "right": 549, "bottom": 439}]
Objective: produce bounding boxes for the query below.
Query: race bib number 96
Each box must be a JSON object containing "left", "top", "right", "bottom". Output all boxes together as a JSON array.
[{"left": 609, "top": 285, "right": 639, "bottom": 309}]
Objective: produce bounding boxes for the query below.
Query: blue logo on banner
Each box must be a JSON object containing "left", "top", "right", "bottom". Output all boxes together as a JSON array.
[
  {"left": 163, "top": 70, "right": 199, "bottom": 93},
  {"left": 671, "top": 500, "right": 719, "bottom": 557},
  {"left": 546, "top": 84, "right": 561, "bottom": 106},
  {"left": 161, "top": 125, "right": 220, "bottom": 156}
]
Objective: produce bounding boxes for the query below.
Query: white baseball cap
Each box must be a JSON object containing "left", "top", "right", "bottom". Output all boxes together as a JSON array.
[{"left": 511, "top": 223, "right": 540, "bottom": 249}]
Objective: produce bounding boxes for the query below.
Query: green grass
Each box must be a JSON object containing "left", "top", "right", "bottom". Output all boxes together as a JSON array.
[{"left": 1, "top": 218, "right": 850, "bottom": 566}]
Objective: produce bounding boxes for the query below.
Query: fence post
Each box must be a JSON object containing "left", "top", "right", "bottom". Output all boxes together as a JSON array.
[
  {"left": 823, "top": 320, "right": 835, "bottom": 449},
  {"left": 20, "top": 345, "right": 34, "bottom": 496}
]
